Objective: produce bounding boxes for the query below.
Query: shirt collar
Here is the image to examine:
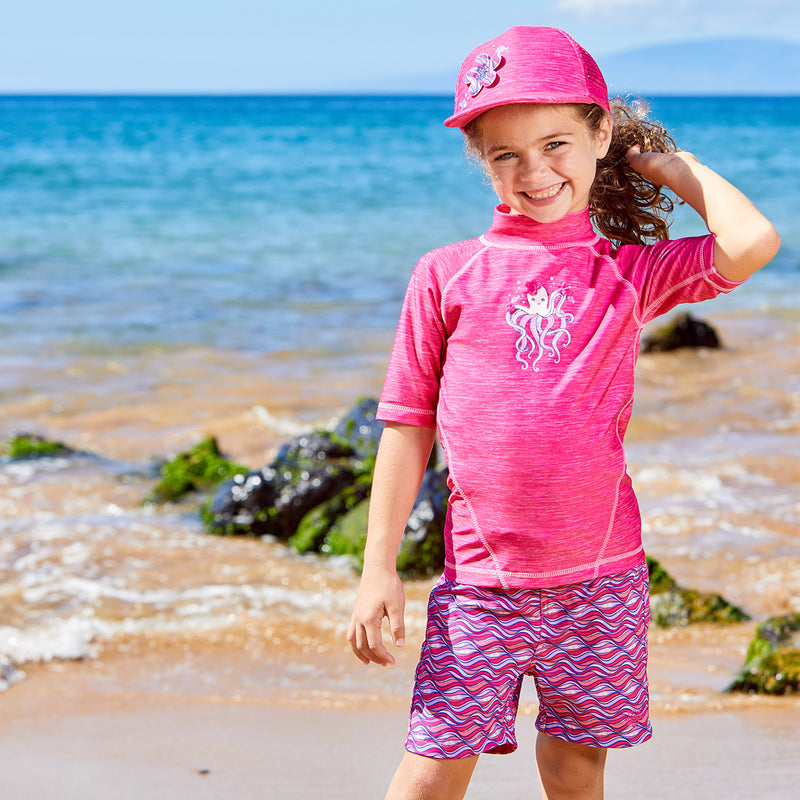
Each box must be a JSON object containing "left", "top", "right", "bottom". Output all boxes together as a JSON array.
[{"left": 482, "top": 204, "right": 598, "bottom": 247}]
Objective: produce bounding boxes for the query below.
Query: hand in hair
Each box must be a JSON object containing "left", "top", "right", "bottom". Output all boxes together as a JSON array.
[
  {"left": 626, "top": 146, "right": 781, "bottom": 282},
  {"left": 587, "top": 98, "right": 678, "bottom": 247}
]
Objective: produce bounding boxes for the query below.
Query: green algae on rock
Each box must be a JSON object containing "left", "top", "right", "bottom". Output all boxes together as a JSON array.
[
  {"left": 2, "top": 434, "right": 75, "bottom": 459},
  {"left": 147, "top": 437, "right": 248, "bottom": 504},
  {"left": 290, "top": 479, "right": 372, "bottom": 554},
  {"left": 727, "top": 612, "right": 800, "bottom": 695},
  {"left": 646, "top": 556, "right": 750, "bottom": 627},
  {"left": 310, "top": 467, "right": 449, "bottom": 576},
  {"left": 320, "top": 498, "right": 371, "bottom": 562}
]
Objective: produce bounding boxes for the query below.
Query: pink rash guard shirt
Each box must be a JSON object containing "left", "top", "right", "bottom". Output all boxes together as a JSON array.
[{"left": 377, "top": 205, "right": 743, "bottom": 589}]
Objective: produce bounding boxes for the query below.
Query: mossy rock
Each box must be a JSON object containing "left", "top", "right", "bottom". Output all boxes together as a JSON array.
[
  {"left": 395, "top": 468, "right": 449, "bottom": 576},
  {"left": 646, "top": 555, "right": 678, "bottom": 593},
  {"left": 396, "top": 525, "right": 446, "bottom": 577},
  {"left": 317, "top": 467, "right": 449, "bottom": 576},
  {"left": 727, "top": 612, "right": 800, "bottom": 695},
  {"left": 646, "top": 556, "right": 750, "bottom": 627},
  {"left": 202, "top": 414, "right": 377, "bottom": 541},
  {"left": 641, "top": 312, "right": 721, "bottom": 353},
  {"left": 272, "top": 431, "right": 356, "bottom": 474},
  {"left": 321, "top": 498, "right": 371, "bottom": 562},
  {"left": 290, "top": 480, "right": 371, "bottom": 554},
  {"left": 269, "top": 430, "right": 375, "bottom": 490},
  {"left": 1, "top": 434, "right": 75, "bottom": 459},
  {"left": 147, "top": 437, "right": 248, "bottom": 503},
  {"left": 333, "top": 397, "right": 385, "bottom": 459}
]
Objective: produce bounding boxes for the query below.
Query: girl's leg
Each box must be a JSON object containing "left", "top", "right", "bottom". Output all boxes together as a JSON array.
[
  {"left": 385, "top": 751, "right": 478, "bottom": 800},
  {"left": 535, "top": 732, "right": 607, "bottom": 800}
]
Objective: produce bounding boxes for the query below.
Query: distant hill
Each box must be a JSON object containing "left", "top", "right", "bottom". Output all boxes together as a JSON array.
[
  {"left": 355, "top": 37, "right": 800, "bottom": 96},
  {"left": 599, "top": 38, "right": 800, "bottom": 96}
]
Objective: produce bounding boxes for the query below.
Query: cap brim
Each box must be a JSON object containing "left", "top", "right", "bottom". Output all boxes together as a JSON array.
[{"left": 444, "top": 93, "right": 605, "bottom": 130}]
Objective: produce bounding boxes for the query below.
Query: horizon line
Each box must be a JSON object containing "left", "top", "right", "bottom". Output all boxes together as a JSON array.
[{"left": 2, "top": 90, "right": 800, "bottom": 98}]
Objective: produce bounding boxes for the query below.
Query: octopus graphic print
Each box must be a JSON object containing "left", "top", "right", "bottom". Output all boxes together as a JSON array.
[{"left": 506, "top": 282, "right": 575, "bottom": 371}]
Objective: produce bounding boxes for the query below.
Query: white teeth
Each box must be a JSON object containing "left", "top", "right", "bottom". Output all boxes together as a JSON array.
[{"left": 524, "top": 184, "right": 562, "bottom": 200}]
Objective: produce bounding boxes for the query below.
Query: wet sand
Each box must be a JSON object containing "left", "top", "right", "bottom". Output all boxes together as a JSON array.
[{"left": 2, "top": 657, "right": 798, "bottom": 800}]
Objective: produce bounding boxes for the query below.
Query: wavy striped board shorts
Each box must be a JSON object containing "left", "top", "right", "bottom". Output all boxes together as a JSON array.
[{"left": 407, "top": 562, "right": 652, "bottom": 758}]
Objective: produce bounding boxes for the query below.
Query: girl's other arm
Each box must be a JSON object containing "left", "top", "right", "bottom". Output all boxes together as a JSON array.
[
  {"left": 347, "top": 421, "right": 436, "bottom": 667},
  {"left": 626, "top": 147, "right": 781, "bottom": 282}
]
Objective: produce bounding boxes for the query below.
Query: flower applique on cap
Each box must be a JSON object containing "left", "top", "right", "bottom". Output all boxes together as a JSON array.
[{"left": 461, "top": 46, "right": 508, "bottom": 107}]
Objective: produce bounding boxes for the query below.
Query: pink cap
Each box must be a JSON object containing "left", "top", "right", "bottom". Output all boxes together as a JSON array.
[{"left": 444, "top": 27, "right": 610, "bottom": 129}]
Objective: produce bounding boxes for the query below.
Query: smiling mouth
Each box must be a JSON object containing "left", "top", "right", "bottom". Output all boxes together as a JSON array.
[{"left": 521, "top": 183, "right": 567, "bottom": 204}]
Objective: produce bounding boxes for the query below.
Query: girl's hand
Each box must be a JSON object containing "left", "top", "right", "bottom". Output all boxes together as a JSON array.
[
  {"left": 625, "top": 146, "right": 780, "bottom": 282},
  {"left": 625, "top": 146, "right": 699, "bottom": 184},
  {"left": 347, "top": 565, "right": 406, "bottom": 667}
]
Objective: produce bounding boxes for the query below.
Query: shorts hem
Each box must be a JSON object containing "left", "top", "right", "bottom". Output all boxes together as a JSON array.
[
  {"left": 405, "top": 734, "right": 518, "bottom": 759},
  {"left": 535, "top": 718, "right": 653, "bottom": 750}
]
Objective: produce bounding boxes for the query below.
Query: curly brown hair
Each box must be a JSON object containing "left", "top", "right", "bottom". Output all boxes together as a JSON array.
[
  {"left": 463, "top": 98, "right": 679, "bottom": 248},
  {"left": 581, "top": 98, "right": 678, "bottom": 246}
]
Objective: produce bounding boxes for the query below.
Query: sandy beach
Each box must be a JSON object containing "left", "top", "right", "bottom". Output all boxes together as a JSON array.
[{"left": 2, "top": 652, "right": 799, "bottom": 800}]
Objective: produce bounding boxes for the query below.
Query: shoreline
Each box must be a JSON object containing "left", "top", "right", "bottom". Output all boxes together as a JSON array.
[{"left": 3, "top": 656, "right": 798, "bottom": 800}]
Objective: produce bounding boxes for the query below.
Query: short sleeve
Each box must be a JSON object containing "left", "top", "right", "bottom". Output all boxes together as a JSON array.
[
  {"left": 617, "top": 234, "right": 745, "bottom": 323},
  {"left": 376, "top": 256, "right": 447, "bottom": 427}
]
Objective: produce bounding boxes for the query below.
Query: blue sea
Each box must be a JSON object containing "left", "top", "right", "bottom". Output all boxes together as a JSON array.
[
  {"left": 0, "top": 96, "right": 799, "bottom": 721},
  {"left": 0, "top": 95, "right": 798, "bottom": 370}
]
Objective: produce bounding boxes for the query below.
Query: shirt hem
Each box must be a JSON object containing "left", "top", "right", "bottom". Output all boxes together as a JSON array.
[
  {"left": 444, "top": 546, "right": 646, "bottom": 589},
  {"left": 376, "top": 402, "right": 437, "bottom": 428}
]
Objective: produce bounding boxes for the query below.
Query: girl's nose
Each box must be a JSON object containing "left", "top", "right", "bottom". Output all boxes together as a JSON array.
[{"left": 520, "top": 154, "right": 548, "bottom": 180}]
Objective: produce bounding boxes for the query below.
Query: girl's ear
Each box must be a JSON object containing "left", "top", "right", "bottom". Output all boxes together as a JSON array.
[{"left": 595, "top": 114, "right": 613, "bottom": 159}]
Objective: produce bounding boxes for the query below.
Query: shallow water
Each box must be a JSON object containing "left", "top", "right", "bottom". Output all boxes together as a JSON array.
[{"left": 1, "top": 302, "right": 798, "bottom": 707}]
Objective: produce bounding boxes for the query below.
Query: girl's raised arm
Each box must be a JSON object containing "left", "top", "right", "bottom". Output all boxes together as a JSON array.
[
  {"left": 347, "top": 421, "right": 436, "bottom": 667},
  {"left": 626, "top": 146, "right": 781, "bottom": 282}
]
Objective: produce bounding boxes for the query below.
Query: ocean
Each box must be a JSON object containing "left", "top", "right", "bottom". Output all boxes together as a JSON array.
[{"left": 0, "top": 95, "right": 799, "bottom": 709}]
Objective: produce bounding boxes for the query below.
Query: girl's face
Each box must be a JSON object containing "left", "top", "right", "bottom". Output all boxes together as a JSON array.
[{"left": 478, "top": 103, "right": 612, "bottom": 224}]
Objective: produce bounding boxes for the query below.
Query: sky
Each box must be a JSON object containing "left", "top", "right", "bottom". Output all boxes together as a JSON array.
[{"left": 1, "top": 0, "right": 799, "bottom": 93}]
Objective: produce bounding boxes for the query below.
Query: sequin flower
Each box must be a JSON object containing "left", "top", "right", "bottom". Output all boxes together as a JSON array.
[{"left": 464, "top": 46, "right": 508, "bottom": 97}]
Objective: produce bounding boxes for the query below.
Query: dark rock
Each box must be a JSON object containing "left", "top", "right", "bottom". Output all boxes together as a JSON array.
[
  {"left": 727, "top": 612, "right": 800, "bottom": 695},
  {"left": 319, "top": 466, "right": 450, "bottom": 576},
  {"left": 200, "top": 398, "right": 449, "bottom": 573},
  {"left": 204, "top": 471, "right": 279, "bottom": 536},
  {"left": 396, "top": 467, "right": 449, "bottom": 576},
  {"left": 205, "top": 461, "right": 357, "bottom": 539},
  {"left": 202, "top": 424, "right": 373, "bottom": 539},
  {"left": 272, "top": 431, "right": 356, "bottom": 471},
  {"left": 641, "top": 312, "right": 721, "bottom": 353},
  {"left": 333, "top": 397, "right": 384, "bottom": 459},
  {"left": 646, "top": 556, "right": 750, "bottom": 627}
]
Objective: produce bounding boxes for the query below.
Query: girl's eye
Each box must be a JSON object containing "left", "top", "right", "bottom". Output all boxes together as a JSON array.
[
  {"left": 545, "top": 141, "right": 566, "bottom": 151},
  {"left": 492, "top": 151, "right": 516, "bottom": 162}
]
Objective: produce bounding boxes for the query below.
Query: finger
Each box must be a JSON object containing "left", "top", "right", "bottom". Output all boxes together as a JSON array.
[
  {"left": 625, "top": 144, "right": 642, "bottom": 162},
  {"left": 387, "top": 603, "right": 406, "bottom": 649},
  {"left": 346, "top": 620, "right": 371, "bottom": 665},
  {"left": 364, "top": 621, "right": 395, "bottom": 666}
]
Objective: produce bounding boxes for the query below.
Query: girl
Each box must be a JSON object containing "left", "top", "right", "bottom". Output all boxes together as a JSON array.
[{"left": 347, "top": 26, "right": 779, "bottom": 800}]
